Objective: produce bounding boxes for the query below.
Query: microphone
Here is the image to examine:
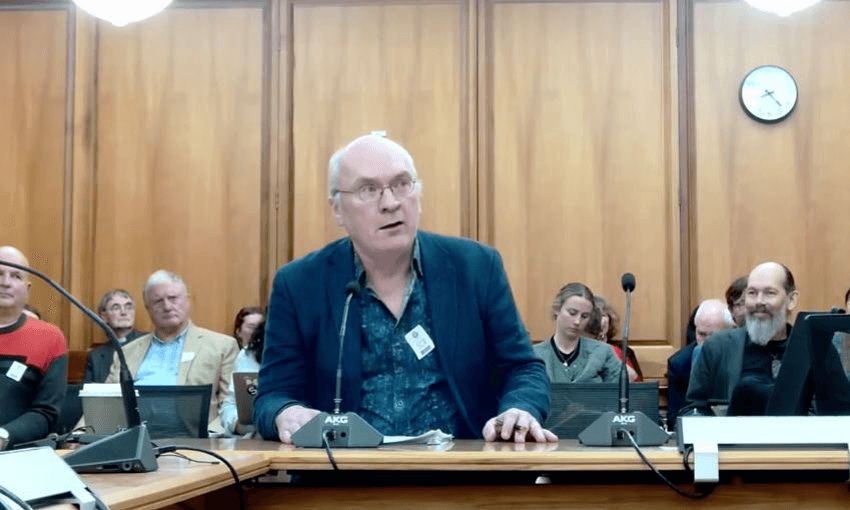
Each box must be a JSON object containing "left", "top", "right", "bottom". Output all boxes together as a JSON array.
[
  {"left": 619, "top": 273, "right": 635, "bottom": 414},
  {"left": 334, "top": 282, "right": 360, "bottom": 414},
  {"left": 579, "top": 272, "right": 669, "bottom": 447},
  {"left": 291, "top": 281, "right": 382, "bottom": 448},
  {"left": 0, "top": 259, "right": 157, "bottom": 472},
  {"left": 621, "top": 272, "right": 636, "bottom": 293}
]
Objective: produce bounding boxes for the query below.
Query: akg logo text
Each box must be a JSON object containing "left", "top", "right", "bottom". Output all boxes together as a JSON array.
[{"left": 324, "top": 415, "right": 349, "bottom": 425}]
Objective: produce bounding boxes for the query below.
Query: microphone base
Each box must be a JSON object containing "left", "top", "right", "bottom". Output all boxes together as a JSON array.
[
  {"left": 291, "top": 412, "right": 383, "bottom": 448},
  {"left": 62, "top": 424, "right": 158, "bottom": 473},
  {"left": 578, "top": 411, "right": 670, "bottom": 447}
]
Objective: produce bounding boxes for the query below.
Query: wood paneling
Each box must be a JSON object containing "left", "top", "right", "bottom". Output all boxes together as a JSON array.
[
  {"left": 483, "top": 1, "right": 679, "bottom": 365},
  {"left": 289, "top": 0, "right": 472, "bottom": 259},
  {"left": 93, "top": 7, "right": 265, "bottom": 338},
  {"left": 693, "top": 1, "right": 850, "bottom": 312},
  {"left": 0, "top": 9, "right": 68, "bottom": 330}
]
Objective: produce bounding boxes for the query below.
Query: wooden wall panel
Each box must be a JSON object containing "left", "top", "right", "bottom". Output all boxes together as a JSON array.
[
  {"left": 0, "top": 10, "right": 68, "bottom": 330},
  {"left": 693, "top": 1, "right": 850, "bottom": 313},
  {"left": 484, "top": 1, "right": 679, "bottom": 373},
  {"left": 289, "top": 1, "right": 471, "bottom": 259},
  {"left": 93, "top": 7, "right": 265, "bottom": 339}
]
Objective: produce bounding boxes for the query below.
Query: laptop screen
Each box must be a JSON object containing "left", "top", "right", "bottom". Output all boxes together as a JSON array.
[{"left": 543, "top": 382, "right": 660, "bottom": 439}]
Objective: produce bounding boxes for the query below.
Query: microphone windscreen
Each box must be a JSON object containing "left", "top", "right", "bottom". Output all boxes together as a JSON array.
[
  {"left": 621, "top": 273, "right": 636, "bottom": 292},
  {"left": 345, "top": 281, "right": 361, "bottom": 297}
]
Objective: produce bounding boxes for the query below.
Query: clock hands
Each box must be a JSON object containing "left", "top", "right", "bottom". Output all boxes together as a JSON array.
[{"left": 761, "top": 89, "right": 783, "bottom": 107}]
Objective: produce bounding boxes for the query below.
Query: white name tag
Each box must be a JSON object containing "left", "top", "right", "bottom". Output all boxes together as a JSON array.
[
  {"left": 181, "top": 352, "right": 196, "bottom": 363},
  {"left": 6, "top": 361, "right": 27, "bottom": 382},
  {"left": 404, "top": 325, "right": 435, "bottom": 360}
]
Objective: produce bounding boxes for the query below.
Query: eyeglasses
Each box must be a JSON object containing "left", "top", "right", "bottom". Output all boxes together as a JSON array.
[
  {"left": 335, "top": 176, "right": 417, "bottom": 203},
  {"left": 107, "top": 303, "right": 134, "bottom": 313}
]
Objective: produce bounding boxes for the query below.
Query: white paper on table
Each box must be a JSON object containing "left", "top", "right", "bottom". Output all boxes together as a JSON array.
[{"left": 381, "top": 429, "right": 453, "bottom": 445}]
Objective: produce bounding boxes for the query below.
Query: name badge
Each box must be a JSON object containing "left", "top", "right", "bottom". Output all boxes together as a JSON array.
[
  {"left": 6, "top": 361, "right": 27, "bottom": 382},
  {"left": 181, "top": 352, "right": 196, "bottom": 363},
  {"left": 405, "top": 325, "right": 435, "bottom": 360}
]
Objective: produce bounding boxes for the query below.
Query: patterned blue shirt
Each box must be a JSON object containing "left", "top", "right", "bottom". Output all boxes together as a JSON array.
[
  {"left": 354, "top": 240, "right": 461, "bottom": 436},
  {"left": 135, "top": 327, "right": 188, "bottom": 386}
]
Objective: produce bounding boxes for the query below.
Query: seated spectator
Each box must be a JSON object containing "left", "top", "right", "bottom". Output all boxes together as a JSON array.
[
  {"left": 831, "top": 286, "right": 850, "bottom": 379},
  {"left": 220, "top": 319, "right": 265, "bottom": 435},
  {"left": 232, "top": 306, "right": 263, "bottom": 349},
  {"left": 84, "top": 289, "right": 146, "bottom": 383},
  {"left": 587, "top": 295, "right": 642, "bottom": 381},
  {"left": 667, "top": 299, "right": 735, "bottom": 425},
  {"left": 533, "top": 283, "right": 621, "bottom": 383},
  {"left": 726, "top": 276, "right": 748, "bottom": 327},
  {"left": 0, "top": 246, "right": 68, "bottom": 450},
  {"left": 683, "top": 262, "right": 798, "bottom": 417},
  {"left": 106, "top": 270, "right": 239, "bottom": 433}
]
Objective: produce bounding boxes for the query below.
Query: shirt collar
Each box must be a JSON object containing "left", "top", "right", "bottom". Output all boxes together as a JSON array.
[
  {"left": 152, "top": 325, "right": 189, "bottom": 346},
  {"left": 353, "top": 237, "right": 423, "bottom": 287}
]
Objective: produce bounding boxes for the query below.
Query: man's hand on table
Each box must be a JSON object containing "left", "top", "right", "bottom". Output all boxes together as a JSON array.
[
  {"left": 275, "top": 405, "right": 320, "bottom": 444},
  {"left": 482, "top": 408, "right": 558, "bottom": 443}
]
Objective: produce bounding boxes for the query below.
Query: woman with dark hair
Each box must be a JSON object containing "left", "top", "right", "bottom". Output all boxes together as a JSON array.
[
  {"left": 220, "top": 318, "right": 266, "bottom": 435},
  {"left": 587, "top": 296, "right": 643, "bottom": 381},
  {"left": 233, "top": 306, "right": 264, "bottom": 348},
  {"left": 533, "top": 283, "right": 621, "bottom": 383}
]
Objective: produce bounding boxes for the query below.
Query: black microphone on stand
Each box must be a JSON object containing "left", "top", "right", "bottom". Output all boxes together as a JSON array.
[
  {"left": 291, "top": 281, "right": 383, "bottom": 447},
  {"left": 619, "top": 273, "right": 635, "bottom": 415},
  {"left": 579, "top": 272, "right": 670, "bottom": 446},
  {"left": 0, "top": 260, "right": 156, "bottom": 472}
]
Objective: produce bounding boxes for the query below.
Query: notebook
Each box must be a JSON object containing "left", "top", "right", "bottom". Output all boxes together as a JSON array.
[
  {"left": 233, "top": 372, "right": 259, "bottom": 425},
  {"left": 543, "top": 382, "right": 661, "bottom": 439}
]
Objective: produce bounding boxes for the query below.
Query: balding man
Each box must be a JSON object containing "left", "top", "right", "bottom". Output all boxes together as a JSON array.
[
  {"left": 666, "top": 299, "right": 735, "bottom": 425},
  {"left": 254, "top": 135, "right": 554, "bottom": 444},
  {"left": 682, "top": 262, "right": 799, "bottom": 417},
  {"left": 106, "top": 270, "right": 238, "bottom": 434},
  {"left": 0, "top": 246, "right": 68, "bottom": 450}
]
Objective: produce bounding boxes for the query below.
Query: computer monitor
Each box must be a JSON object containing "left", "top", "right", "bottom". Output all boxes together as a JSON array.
[
  {"left": 137, "top": 385, "right": 212, "bottom": 439},
  {"left": 544, "top": 382, "right": 660, "bottom": 439},
  {"left": 766, "top": 312, "right": 850, "bottom": 416}
]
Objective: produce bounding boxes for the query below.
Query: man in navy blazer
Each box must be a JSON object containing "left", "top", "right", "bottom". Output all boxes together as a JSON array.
[{"left": 254, "top": 135, "right": 554, "bottom": 443}]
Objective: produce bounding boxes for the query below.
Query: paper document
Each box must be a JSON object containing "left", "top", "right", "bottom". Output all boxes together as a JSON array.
[{"left": 382, "top": 429, "right": 453, "bottom": 445}]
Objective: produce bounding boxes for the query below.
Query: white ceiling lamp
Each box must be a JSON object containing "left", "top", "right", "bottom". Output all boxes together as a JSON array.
[
  {"left": 73, "top": 0, "right": 174, "bottom": 27},
  {"left": 743, "top": 0, "right": 821, "bottom": 17}
]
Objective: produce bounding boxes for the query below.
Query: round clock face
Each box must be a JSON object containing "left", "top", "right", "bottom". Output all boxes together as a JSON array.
[{"left": 739, "top": 65, "right": 798, "bottom": 123}]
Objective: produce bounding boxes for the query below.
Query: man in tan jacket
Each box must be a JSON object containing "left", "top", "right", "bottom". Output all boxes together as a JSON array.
[{"left": 107, "top": 270, "right": 238, "bottom": 434}]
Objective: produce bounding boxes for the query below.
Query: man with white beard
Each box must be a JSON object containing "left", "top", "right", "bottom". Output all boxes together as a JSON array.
[{"left": 681, "top": 262, "right": 798, "bottom": 416}]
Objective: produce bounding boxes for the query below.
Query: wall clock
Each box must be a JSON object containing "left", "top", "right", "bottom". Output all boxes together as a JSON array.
[{"left": 739, "top": 65, "right": 798, "bottom": 123}]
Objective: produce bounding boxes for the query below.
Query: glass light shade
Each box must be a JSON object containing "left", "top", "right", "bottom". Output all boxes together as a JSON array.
[
  {"left": 743, "top": 0, "right": 821, "bottom": 17},
  {"left": 73, "top": 0, "right": 174, "bottom": 27}
]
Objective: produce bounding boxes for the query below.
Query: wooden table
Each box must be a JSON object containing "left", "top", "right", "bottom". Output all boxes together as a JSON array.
[{"left": 72, "top": 439, "right": 850, "bottom": 510}]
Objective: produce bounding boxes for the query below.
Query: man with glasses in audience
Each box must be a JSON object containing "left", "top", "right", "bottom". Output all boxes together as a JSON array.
[
  {"left": 83, "top": 289, "right": 146, "bottom": 383},
  {"left": 255, "top": 134, "right": 555, "bottom": 444}
]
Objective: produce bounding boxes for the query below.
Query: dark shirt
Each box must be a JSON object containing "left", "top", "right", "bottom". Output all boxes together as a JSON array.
[
  {"left": 355, "top": 243, "right": 460, "bottom": 436},
  {"left": 550, "top": 337, "right": 581, "bottom": 367},
  {"left": 741, "top": 338, "right": 788, "bottom": 382}
]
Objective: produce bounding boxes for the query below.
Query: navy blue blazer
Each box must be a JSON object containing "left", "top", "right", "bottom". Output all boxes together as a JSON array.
[
  {"left": 254, "top": 231, "right": 550, "bottom": 439},
  {"left": 666, "top": 343, "right": 696, "bottom": 425}
]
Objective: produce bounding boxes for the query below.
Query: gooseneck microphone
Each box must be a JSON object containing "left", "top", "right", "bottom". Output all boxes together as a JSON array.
[
  {"left": 334, "top": 282, "right": 360, "bottom": 414},
  {"left": 619, "top": 272, "right": 635, "bottom": 414},
  {"left": 579, "top": 272, "right": 669, "bottom": 447},
  {"left": 291, "top": 281, "right": 382, "bottom": 448},
  {"left": 0, "top": 259, "right": 157, "bottom": 472}
]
